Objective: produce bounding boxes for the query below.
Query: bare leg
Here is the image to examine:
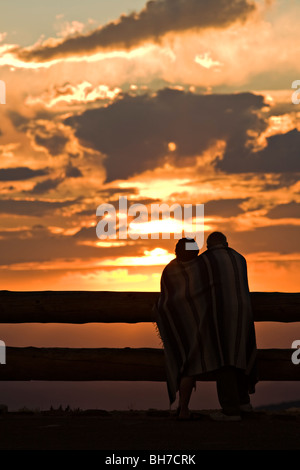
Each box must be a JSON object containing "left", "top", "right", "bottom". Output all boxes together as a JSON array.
[{"left": 178, "top": 376, "right": 194, "bottom": 419}]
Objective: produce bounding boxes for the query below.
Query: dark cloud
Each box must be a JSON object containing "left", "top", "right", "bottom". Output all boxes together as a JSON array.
[
  {"left": 7, "top": 112, "right": 70, "bottom": 157},
  {"left": 0, "top": 198, "right": 78, "bottom": 216},
  {"left": 7, "top": 110, "right": 29, "bottom": 130},
  {"left": 15, "top": 0, "right": 256, "bottom": 62},
  {"left": 27, "top": 177, "right": 63, "bottom": 195},
  {"left": 97, "top": 187, "right": 138, "bottom": 197},
  {"left": 34, "top": 132, "right": 68, "bottom": 156},
  {"left": 204, "top": 198, "right": 248, "bottom": 217},
  {"left": 75, "top": 208, "right": 97, "bottom": 217},
  {"left": 74, "top": 189, "right": 141, "bottom": 216},
  {"left": 0, "top": 225, "right": 151, "bottom": 266},
  {"left": 73, "top": 225, "right": 103, "bottom": 241},
  {"left": 267, "top": 202, "right": 300, "bottom": 219},
  {"left": 8, "top": 109, "right": 61, "bottom": 131},
  {"left": 65, "top": 88, "right": 267, "bottom": 181},
  {"left": 0, "top": 167, "right": 49, "bottom": 181},
  {"left": 65, "top": 162, "right": 83, "bottom": 178},
  {"left": 0, "top": 226, "right": 97, "bottom": 266},
  {"left": 227, "top": 225, "right": 300, "bottom": 255},
  {"left": 219, "top": 128, "right": 300, "bottom": 173},
  {"left": 107, "top": 197, "right": 161, "bottom": 208},
  {"left": 261, "top": 173, "right": 300, "bottom": 190},
  {"left": 264, "top": 102, "right": 297, "bottom": 117}
]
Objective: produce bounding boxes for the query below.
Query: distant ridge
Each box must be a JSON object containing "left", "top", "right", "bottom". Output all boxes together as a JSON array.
[{"left": 256, "top": 400, "right": 300, "bottom": 411}]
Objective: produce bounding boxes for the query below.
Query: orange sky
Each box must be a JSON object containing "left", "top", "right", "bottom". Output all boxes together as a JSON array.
[
  {"left": 0, "top": 0, "right": 298, "bottom": 358},
  {"left": 0, "top": 1, "right": 299, "bottom": 298},
  {"left": 0, "top": 1, "right": 299, "bottom": 412}
]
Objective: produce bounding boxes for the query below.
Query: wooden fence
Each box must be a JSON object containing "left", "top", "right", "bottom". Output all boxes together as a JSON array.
[{"left": 0, "top": 290, "right": 299, "bottom": 382}]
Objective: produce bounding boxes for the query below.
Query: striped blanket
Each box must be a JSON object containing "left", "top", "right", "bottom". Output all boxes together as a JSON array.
[{"left": 154, "top": 244, "right": 257, "bottom": 405}]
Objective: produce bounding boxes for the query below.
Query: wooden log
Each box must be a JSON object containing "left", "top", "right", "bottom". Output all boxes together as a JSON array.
[
  {"left": 0, "top": 347, "right": 299, "bottom": 381},
  {"left": 256, "top": 348, "right": 300, "bottom": 381},
  {"left": 1, "top": 347, "right": 165, "bottom": 381},
  {"left": 0, "top": 291, "right": 158, "bottom": 324},
  {"left": 250, "top": 292, "right": 300, "bottom": 322},
  {"left": 0, "top": 291, "right": 299, "bottom": 324}
]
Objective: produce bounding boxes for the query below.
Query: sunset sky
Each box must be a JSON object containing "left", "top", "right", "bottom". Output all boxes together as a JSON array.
[
  {"left": 0, "top": 0, "right": 300, "bottom": 412},
  {"left": 0, "top": 0, "right": 299, "bottom": 295}
]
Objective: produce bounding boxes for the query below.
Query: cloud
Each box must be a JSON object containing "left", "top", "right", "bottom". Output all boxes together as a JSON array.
[
  {"left": 267, "top": 202, "right": 300, "bottom": 220},
  {"left": 65, "top": 87, "right": 267, "bottom": 181},
  {"left": 97, "top": 187, "right": 138, "bottom": 197},
  {"left": 261, "top": 173, "right": 300, "bottom": 190},
  {"left": 194, "top": 52, "right": 223, "bottom": 70},
  {"left": 0, "top": 226, "right": 96, "bottom": 266},
  {"left": 25, "top": 82, "right": 122, "bottom": 108},
  {"left": 27, "top": 177, "right": 63, "bottom": 195},
  {"left": 228, "top": 225, "right": 300, "bottom": 256},
  {"left": 33, "top": 128, "right": 68, "bottom": 156},
  {"left": 14, "top": 0, "right": 257, "bottom": 63},
  {"left": 0, "top": 167, "right": 49, "bottom": 181},
  {"left": 23, "top": 162, "right": 84, "bottom": 195},
  {"left": 0, "top": 224, "right": 149, "bottom": 266},
  {"left": 0, "top": 198, "right": 78, "bottom": 216},
  {"left": 219, "top": 128, "right": 300, "bottom": 173},
  {"left": 6, "top": 112, "right": 71, "bottom": 157},
  {"left": 204, "top": 198, "right": 248, "bottom": 217},
  {"left": 65, "top": 161, "right": 83, "bottom": 178},
  {"left": 7, "top": 110, "right": 30, "bottom": 130}
]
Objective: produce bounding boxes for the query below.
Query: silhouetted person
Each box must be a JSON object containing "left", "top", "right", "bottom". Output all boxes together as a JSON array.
[
  {"left": 154, "top": 233, "right": 257, "bottom": 421},
  {"left": 203, "top": 232, "right": 257, "bottom": 420},
  {"left": 174, "top": 237, "right": 200, "bottom": 419}
]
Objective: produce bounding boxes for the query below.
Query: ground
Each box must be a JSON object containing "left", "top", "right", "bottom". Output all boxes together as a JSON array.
[{"left": 0, "top": 408, "right": 299, "bottom": 451}]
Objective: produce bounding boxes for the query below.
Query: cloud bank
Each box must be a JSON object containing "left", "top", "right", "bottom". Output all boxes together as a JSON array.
[
  {"left": 15, "top": 0, "right": 256, "bottom": 62},
  {"left": 65, "top": 87, "right": 268, "bottom": 181}
]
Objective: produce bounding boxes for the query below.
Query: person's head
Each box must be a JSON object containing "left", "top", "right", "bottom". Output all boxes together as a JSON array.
[
  {"left": 175, "top": 237, "right": 199, "bottom": 262},
  {"left": 206, "top": 231, "right": 228, "bottom": 249}
]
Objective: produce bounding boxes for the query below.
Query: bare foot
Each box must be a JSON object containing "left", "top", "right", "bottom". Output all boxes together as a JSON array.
[{"left": 178, "top": 408, "right": 191, "bottom": 420}]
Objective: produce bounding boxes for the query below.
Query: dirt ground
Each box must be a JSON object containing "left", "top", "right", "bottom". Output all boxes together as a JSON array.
[{"left": 0, "top": 408, "right": 299, "bottom": 451}]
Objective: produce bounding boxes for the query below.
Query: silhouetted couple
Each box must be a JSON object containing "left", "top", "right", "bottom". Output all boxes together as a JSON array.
[{"left": 155, "top": 232, "right": 257, "bottom": 421}]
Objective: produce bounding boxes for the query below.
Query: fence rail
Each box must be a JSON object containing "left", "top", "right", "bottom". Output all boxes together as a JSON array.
[
  {"left": 0, "top": 290, "right": 299, "bottom": 382},
  {"left": 1, "top": 347, "right": 298, "bottom": 381},
  {"left": 0, "top": 291, "right": 299, "bottom": 323}
]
